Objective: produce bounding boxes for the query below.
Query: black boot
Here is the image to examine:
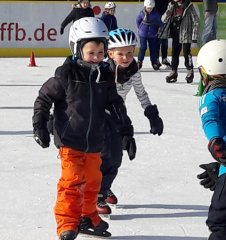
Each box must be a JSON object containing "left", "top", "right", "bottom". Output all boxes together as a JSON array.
[
  {"left": 166, "top": 70, "right": 178, "bottom": 83},
  {"left": 186, "top": 69, "right": 194, "bottom": 83},
  {"left": 59, "top": 230, "right": 77, "bottom": 240},
  {"left": 79, "top": 217, "right": 111, "bottom": 237}
]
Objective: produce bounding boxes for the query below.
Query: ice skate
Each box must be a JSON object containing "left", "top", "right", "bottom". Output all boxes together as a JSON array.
[
  {"left": 166, "top": 70, "right": 178, "bottom": 83},
  {"left": 106, "top": 189, "right": 118, "bottom": 205},
  {"left": 162, "top": 58, "right": 171, "bottom": 68},
  {"left": 97, "top": 197, "right": 112, "bottom": 217},
  {"left": 186, "top": 69, "right": 194, "bottom": 83},
  {"left": 152, "top": 60, "right": 161, "bottom": 71},
  {"left": 60, "top": 230, "right": 77, "bottom": 240},
  {"left": 79, "top": 217, "right": 111, "bottom": 238}
]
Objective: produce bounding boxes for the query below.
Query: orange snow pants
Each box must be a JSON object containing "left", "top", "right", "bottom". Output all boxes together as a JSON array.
[{"left": 54, "top": 147, "right": 102, "bottom": 236}]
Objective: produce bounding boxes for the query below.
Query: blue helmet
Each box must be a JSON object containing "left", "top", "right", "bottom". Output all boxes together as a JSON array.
[{"left": 108, "top": 28, "right": 137, "bottom": 49}]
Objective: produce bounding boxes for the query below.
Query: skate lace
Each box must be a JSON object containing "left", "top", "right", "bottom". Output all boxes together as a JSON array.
[
  {"left": 107, "top": 190, "right": 115, "bottom": 197},
  {"left": 97, "top": 199, "right": 108, "bottom": 207}
]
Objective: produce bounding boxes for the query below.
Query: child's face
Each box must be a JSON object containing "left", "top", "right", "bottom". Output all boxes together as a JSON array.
[
  {"left": 145, "top": 7, "right": 153, "bottom": 13},
  {"left": 106, "top": 8, "right": 115, "bottom": 15},
  {"left": 108, "top": 46, "right": 135, "bottom": 68},
  {"left": 82, "top": 41, "right": 105, "bottom": 64},
  {"left": 80, "top": 0, "right": 90, "bottom": 9}
]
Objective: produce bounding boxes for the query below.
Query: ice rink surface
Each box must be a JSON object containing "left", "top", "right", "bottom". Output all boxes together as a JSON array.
[{"left": 0, "top": 57, "right": 212, "bottom": 239}]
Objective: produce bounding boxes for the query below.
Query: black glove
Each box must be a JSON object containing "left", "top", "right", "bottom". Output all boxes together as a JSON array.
[
  {"left": 208, "top": 138, "right": 226, "bottom": 164},
  {"left": 33, "top": 123, "right": 50, "bottom": 148},
  {"left": 60, "top": 27, "right": 64, "bottom": 35},
  {"left": 122, "top": 136, "right": 136, "bottom": 160},
  {"left": 144, "top": 105, "right": 164, "bottom": 136},
  {"left": 197, "top": 162, "right": 219, "bottom": 191},
  {"left": 47, "top": 114, "right": 54, "bottom": 135}
]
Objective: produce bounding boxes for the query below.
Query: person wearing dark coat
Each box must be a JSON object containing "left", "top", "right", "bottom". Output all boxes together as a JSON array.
[
  {"left": 100, "top": 2, "right": 118, "bottom": 31},
  {"left": 159, "top": 0, "right": 199, "bottom": 83},
  {"left": 60, "top": 0, "right": 94, "bottom": 35}
]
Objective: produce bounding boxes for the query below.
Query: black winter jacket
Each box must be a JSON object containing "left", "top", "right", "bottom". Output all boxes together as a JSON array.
[
  {"left": 61, "top": 6, "right": 94, "bottom": 30},
  {"left": 33, "top": 59, "right": 132, "bottom": 153}
]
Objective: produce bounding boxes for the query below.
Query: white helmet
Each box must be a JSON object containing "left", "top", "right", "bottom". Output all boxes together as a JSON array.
[
  {"left": 197, "top": 39, "right": 226, "bottom": 75},
  {"left": 108, "top": 28, "right": 137, "bottom": 49},
  {"left": 144, "top": 0, "right": 155, "bottom": 8},
  {"left": 69, "top": 17, "right": 109, "bottom": 56},
  {"left": 104, "top": 2, "right": 116, "bottom": 9}
]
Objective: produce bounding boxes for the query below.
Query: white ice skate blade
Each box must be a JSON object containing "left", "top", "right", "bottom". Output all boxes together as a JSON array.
[
  {"left": 77, "top": 232, "right": 111, "bottom": 239},
  {"left": 100, "top": 213, "right": 111, "bottom": 219}
]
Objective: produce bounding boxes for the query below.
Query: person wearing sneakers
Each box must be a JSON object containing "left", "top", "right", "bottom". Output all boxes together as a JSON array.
[
  {"left": 32, "top": 17, "right": 136, "bottom": 240},
  {"left": 159, "top": 0, "right": 199, "bottom": 83},
  {"left": 136, "top": 0, "right": 162, "bottom": 70},
  {"left": 97, "top": 28, "right": 164, "bottom": 215},
  {"left": 100, "top": 1, "right": 118, "bottom": 31},
  {"left": 197, "top": 39, "right": 226, "bottom": 240}
]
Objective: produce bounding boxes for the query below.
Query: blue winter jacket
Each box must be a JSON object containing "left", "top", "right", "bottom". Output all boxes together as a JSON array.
[
  {"left": 199, "top": 88, "right": 226, "bottom": 176},
  {"left": 136, "top": 8, "right": 162, "bottom": 38}
]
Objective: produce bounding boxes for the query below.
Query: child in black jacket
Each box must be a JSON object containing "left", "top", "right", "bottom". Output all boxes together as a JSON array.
[{"left": 33, "top": 17, "right": 135, "bottom": 240}]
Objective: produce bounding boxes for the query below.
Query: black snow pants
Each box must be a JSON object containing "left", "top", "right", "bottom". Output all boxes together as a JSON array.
[
  {"left": 99, "top": 113, "right": 123, "bottom": 199},
  {"left": 207, "top": 173, "right": 226, "bottom": 240},
  {"left": 171, "top": 33, "right": 193, "bottom": 71}
]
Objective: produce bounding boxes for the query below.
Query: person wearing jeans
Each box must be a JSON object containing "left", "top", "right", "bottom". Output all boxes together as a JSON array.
[
  {"left": 136, "top": 0, "right": 162, "bottom": 70},
  {"left": 201, "top": 0, "right": 218, "bottom": 46}
]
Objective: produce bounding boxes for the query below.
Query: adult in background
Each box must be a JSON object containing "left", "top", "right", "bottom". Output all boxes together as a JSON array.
[
  {"left": 202, "top": 0, "right": 218, "bottom": 45},
  {"left": 100, "top": 2, "right": 118, "bottom": 31},
  {"left": 155, "top": 0, "right": 171, "bottom": 67},
  {"left": 159, "top": 0, "right": 199, "bottom": 84},
  {"left": 60, "top": 0, "right": 94, "bottom": 35},
  {"left": 136, "top": 0, "right": 162, "bottom": 70}
]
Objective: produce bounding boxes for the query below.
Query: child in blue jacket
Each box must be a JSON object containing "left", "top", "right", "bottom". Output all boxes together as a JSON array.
[
  {"left": 136, "top": 0, "right": 162, "bottom": 70},
  {"left": 198, "top": 39, "right": 226, "bottom": 240}
]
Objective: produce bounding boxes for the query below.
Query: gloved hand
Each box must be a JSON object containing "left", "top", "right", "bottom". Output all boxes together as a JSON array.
[
  {"left": 122, "top": 136, "right": 136, "bottom": 160},
  {"left": 33, "top": 123, "right": 50, "bottom": 148},
  {"left": 47, "top": 114, "right": 54, "bottom": 135},
  {"left": 144, "top": 105, "right": 164, "bottom": 136},
  {"left": 208, "top": 138, "right": 226, "bottom": 164},
  {"left": 60, "top": 27, "right": 64, "bottom": 35},
  {"left": 197, "top": 162, "right": 219, "bottom": 191}
]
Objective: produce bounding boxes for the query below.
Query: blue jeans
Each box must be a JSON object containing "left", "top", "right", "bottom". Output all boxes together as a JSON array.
[
  {"left": 202, "top": 12, "right": 217, "bottom": 46},
  {"left": 138, "top": 36, "right": 159, "bottom": 64}
]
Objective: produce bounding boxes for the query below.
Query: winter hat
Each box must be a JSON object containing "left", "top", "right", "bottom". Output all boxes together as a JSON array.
[{"left": 144, "top": 0, "right": 155, "bottom": 8}]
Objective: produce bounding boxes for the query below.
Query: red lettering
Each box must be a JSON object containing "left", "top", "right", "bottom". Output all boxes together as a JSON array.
[
  {"left": 34, "top": 23, "right": 44, "bottom": 41},
  {"left": 15, "top": 23, "right": 26, "bottom": 41},
  {"left": 47, "top": 28, "right": 57, "bottom": 41}
]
